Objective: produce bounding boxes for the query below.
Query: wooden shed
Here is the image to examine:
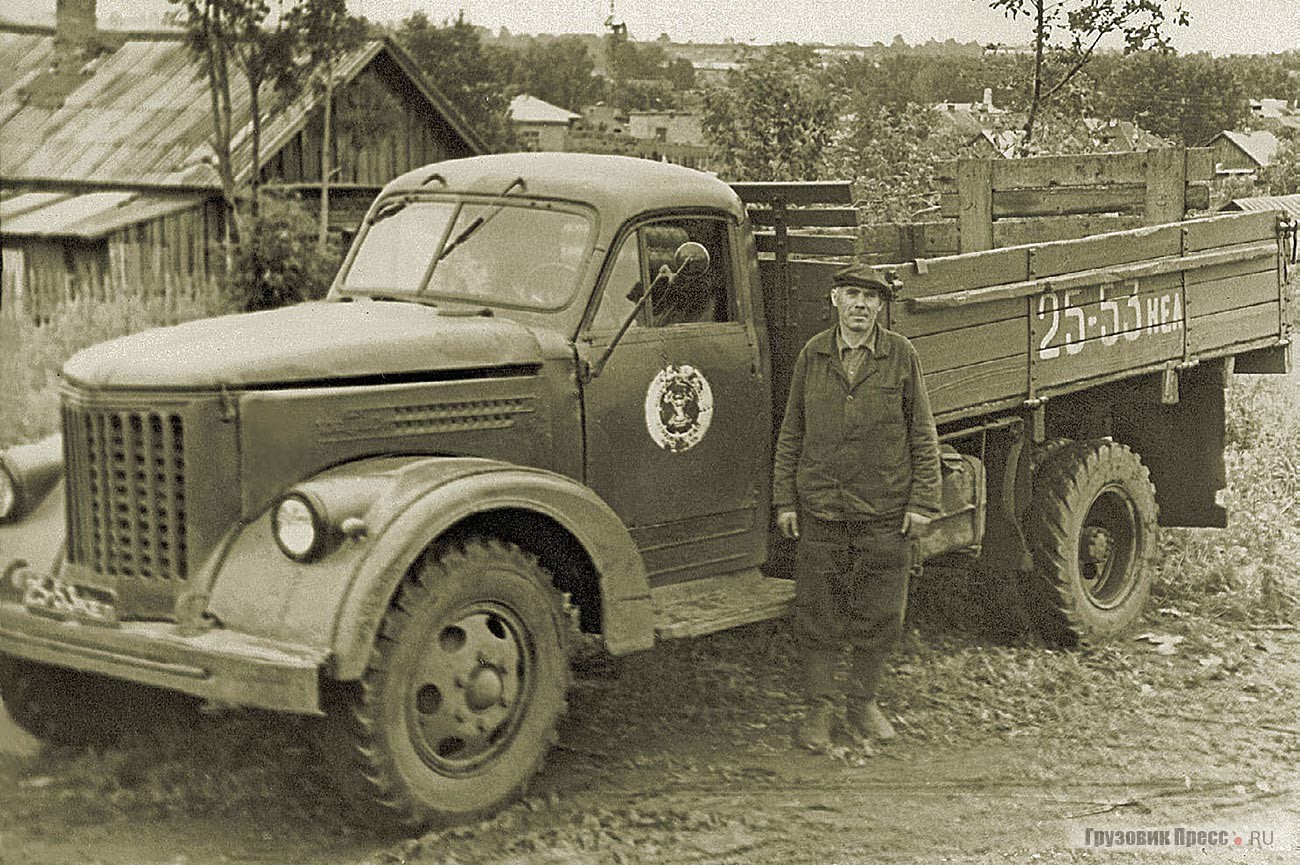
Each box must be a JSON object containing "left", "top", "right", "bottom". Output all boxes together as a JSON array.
[{"left": 0, "top": 4, "right": 483, "bottom": 321}]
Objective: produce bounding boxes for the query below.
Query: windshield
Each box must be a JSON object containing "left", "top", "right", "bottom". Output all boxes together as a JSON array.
[{"left": 340, "top": 197, "right": 594, "bottom": 310}]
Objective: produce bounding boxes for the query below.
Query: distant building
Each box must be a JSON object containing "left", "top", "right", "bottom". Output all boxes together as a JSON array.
[
  {"left": 508, "top": 94, "right": 581, "bottom": 152},
  {"left": 626, "top": 111, "right": 705, "bottom": 146},
  {"left": 1082, "top": 118, "right": 1169, "bottom": 152},
  {"left": 1250, "top": 98, "right": 1290, "bottom": 121},
  {"left": 692, "top": 59, "right": 741, "bottom": 86},
  {"left": 1207, "top": 130, "right": 1283, "bottom": 176},
  {"left": 580, "top": 104, "right": 628, "bottom": 136},
  {"left": 932, "top": 89, "right": 1006, "bottom": 137}
]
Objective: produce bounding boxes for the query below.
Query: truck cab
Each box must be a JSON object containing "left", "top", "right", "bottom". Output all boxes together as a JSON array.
[{"left": 0, "top": 153, "right": 791, "bottom": 828}]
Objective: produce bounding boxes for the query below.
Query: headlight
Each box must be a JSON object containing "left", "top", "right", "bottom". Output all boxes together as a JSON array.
[
  {"left": 272, "top": 494, "right": 325, "bottom": 561},
  {"left": 0, "top": 462, "right": 15, "bottom": 521}
]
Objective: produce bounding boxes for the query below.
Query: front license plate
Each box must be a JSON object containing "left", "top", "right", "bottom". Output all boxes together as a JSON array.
[{"left": 23, "top": 575, "right": 119, "bottom": 626}]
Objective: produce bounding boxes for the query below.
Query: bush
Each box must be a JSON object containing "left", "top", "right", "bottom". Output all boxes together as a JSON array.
[{"left": 228, "top": 192, "right": 344, "bottom": 312}]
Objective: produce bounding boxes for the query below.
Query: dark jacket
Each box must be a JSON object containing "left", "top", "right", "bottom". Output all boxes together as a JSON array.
[{"left": 773, "top": 325, "right": 942, "bottom": 521}]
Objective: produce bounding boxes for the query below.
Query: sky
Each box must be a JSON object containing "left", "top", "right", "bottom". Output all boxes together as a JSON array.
[{"left": 3, "top": 0, "right": 1298, "bottom": 55}]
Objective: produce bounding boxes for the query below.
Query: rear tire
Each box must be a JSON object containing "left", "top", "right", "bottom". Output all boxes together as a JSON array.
[
  {"left": 0, "top": 655, "right": 199, "bottom": 747},
  {"left": 1025, "top": 440, "right": 1159, "bottom": 646},
  {"left": 322, "top": 538, "right": 570, "bottom": 831}
]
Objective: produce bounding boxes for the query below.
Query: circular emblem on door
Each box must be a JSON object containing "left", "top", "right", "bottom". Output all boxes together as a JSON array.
[{"left": 645, "top": 364, "right": 714, "bottom": 453}]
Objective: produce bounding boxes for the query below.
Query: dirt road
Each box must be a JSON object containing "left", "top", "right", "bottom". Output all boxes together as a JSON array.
[{"left": 2, "top": 605, "right": 1296, "bottom": 865}]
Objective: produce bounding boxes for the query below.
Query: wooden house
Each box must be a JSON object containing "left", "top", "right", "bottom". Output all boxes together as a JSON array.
[
  {"left": 0, "top": 0, "right": 484, "bottom": 321},
  {"left": 1207, "top": 130, "right": 1281, "bottom": 177}
]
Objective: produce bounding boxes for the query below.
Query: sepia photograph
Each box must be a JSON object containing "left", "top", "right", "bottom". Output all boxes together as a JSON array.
[{"left": 0, "top": 0, "right": 1297, "bottom": 861}]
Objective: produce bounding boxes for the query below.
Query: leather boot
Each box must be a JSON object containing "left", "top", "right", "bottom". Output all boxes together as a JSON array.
[
  {"left": 795, "top": 649, "right": 837, "bottom": 751},
  {"left": 846, "top": 700, "right": 896, "bottom": 742},
  {"left": 796, "top": 698, "right": 835, "bottom": 752}
]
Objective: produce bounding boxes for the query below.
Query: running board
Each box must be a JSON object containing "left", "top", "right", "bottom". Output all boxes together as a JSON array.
[{"left": 651, "top": 568, "right": 795, "bottom": 640}]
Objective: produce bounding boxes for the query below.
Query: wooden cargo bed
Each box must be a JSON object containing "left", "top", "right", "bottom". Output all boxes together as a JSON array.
[{"left": 741, "top": 150, "right": 1289, "bottom": 428}]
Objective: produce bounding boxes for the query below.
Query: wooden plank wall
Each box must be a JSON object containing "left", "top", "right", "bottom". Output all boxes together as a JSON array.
[
  {"left": 5, "top": 202, "right": 225, "bottom": 323},
  {"left": 859, "top": 148, "right": 1215, "bottom": 264},
  {"left": 260, "top": 58, "right": 467, "bottom": 189}
]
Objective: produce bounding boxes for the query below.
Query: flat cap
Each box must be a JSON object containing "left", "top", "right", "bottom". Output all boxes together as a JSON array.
[{"left": 832, "top": 264, "right": 894, "bottom": 298}]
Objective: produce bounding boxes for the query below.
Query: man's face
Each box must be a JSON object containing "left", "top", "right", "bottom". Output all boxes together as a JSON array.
[{"left": 832, "top": 285, "right": 884, "bottom": 334}]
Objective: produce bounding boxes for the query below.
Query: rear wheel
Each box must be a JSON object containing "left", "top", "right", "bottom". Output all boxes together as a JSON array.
[
  {"left": 1025, "top": 440, "right": 1159, "bottom": 646},
  {"left": 323, "top": 538, "right": 570, "bottom": 830},
  {"left": 0, "top": 655, "right": 199, "bottom": 747}
]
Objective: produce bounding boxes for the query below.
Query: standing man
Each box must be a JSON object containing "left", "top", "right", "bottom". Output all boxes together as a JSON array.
[{"left": 773, "top": 265, "right": 942, "bottom": 752}]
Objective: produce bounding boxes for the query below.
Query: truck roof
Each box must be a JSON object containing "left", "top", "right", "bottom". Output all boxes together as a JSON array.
[{"left": 382, "top": 153, "right": 746, "bottom": 231}]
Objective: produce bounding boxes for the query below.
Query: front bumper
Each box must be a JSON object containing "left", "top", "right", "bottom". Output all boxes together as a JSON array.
[{"left": 0, "top": 599, "right": 328, "bottom": 715}]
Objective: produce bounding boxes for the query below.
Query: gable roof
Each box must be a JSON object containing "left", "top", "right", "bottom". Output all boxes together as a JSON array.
[
  {"left": 509, "top": 94, "right": 580, "bottom": 126},
  {"left": 1210, "top": 130, "right": 1282, "bottom": 168},
  {"left": 0, "top": 27, "right": 484, "bottom": 188}
]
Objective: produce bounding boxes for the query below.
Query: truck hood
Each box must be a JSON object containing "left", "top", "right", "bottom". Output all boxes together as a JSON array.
[{"left": 63, "top": 300, "right": 548, "bottom": 389}]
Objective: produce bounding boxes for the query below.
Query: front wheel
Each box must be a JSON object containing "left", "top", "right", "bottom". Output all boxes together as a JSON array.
[
  {"left": 1025, "top": 440, "right": 1159, "bottom": 646},
  {"left": 323, "top": 538, "right": 570, "bottom": 830}
]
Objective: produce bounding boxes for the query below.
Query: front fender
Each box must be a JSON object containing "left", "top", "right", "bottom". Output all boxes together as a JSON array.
[
  {"left": 330, "top": 458, "right": 654, "bottom": 680},
  {"left": 0, "top": 436, "right": 66, "bottom": 588}
]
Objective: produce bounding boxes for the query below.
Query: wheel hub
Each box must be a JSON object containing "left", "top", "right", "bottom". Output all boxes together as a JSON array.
[
  {"left": 465, "top": 665, "right": 504, "bottom": 712},
  {"left": 1081, "top": 525, "right": 1113, "bottom": 570},
  {"left": 405, "top": 605, "right": 530, "bottom": 773}
]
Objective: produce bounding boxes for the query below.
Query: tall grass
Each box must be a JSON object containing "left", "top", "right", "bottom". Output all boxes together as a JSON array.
[{"left": 0, "top": 294, "right": 228, "bottom": 447}]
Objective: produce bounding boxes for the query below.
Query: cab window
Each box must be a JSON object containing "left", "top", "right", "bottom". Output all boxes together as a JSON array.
[{"left": 589, "top": 217, "right": 735, "bottom": 333}]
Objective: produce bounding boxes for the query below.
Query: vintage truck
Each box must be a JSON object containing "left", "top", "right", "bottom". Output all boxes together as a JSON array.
[{"left": 0, "top": 149, "right": 1292, "bottom": 828}]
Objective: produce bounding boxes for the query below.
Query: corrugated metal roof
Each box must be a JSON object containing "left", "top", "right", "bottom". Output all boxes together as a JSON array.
[
  {"left": 0, "top": 29, "right": 484, "bottom": 187},
  {"left": 0, "top": 188, "right": 209, "bottom": 238},
  {"left": 1225, "top": 194, "right": 1300, "bottom": 220}
]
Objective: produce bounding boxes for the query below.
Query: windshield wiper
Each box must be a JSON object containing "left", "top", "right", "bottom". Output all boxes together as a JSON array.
[{"left": 433, "top": 176, "right": 526, "bottom": 265}]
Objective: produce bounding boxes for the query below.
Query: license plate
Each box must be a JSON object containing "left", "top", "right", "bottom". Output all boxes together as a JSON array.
[{"left": 23, "top": 574, "right": 119, "bottom": 626}]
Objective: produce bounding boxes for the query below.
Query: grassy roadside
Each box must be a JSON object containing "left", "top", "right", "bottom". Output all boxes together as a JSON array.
[{"left": 0, "top": 294, "right": 226, "bottom": 447}]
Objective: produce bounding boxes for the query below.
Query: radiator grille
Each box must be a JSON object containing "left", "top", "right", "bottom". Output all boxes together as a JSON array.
[{"left": 64, "top": 404, "right": 188, "bottom": 581}]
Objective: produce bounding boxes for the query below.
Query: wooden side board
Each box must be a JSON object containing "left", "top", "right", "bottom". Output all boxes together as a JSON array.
[{"left": 766, "top": 204, "right": 1285, "bottom": 425}]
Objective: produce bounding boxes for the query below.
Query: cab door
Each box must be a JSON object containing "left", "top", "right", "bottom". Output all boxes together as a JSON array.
[{"left": 579, "top": 215, "right": 769, "bottom": 586}]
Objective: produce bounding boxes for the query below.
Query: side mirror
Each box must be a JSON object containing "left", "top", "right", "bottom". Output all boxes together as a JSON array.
[{"left": 674, "top": 241, "right": 710, "bottom": 278}]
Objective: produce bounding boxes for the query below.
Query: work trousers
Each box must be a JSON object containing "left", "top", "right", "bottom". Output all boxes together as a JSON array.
[{"left": 794, "top": 514, "right": 913, "bottom": 703}]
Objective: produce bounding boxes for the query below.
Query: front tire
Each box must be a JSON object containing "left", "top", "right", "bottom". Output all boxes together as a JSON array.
[
  {"left": 323, "top": 538, "right": 570, "bottom": 830},
  {"left": 1025, "top": 440, "right": 1159, "bottom": 646}
]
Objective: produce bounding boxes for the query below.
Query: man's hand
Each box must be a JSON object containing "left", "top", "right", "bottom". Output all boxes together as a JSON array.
[
  {"left": 776, "top": 509, "right": 800, "bottom": 540},
  {"left": 901, "top": 510, "right": 933, "bottom": 540}
]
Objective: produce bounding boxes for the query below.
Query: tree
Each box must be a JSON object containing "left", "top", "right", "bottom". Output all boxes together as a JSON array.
[
  {"left": 984, "top": 0, "right": 1190, "bottom": 147},
  {"left": 702, "top": 44, "right": 839, "bottom": 181},
  {"left": 233, "top": 9, "right": 294, "bottom": 218},
  {"left": 169, "top": 0, "right": 264, "bottom": 242},
  {"left": 1086, "top": 51, "right": 1246, "bottom": 145},
  {"left": 1260, "top": 136, "right": 1300, "bottom": 196},
  {"left": 825, "top": 102, "right": 977, "bottom": 223},
  {"left": 508, "top": 37, "right": 601, "bottom": 112},
  {"left": 396, "top": 11, "right": 512, "bottom": 149},
  {"left": 283, "top": 0, "right": 367, "bottom": 252}
]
